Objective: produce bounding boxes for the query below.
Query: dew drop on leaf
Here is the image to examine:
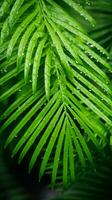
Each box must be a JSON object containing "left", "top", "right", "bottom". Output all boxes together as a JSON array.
[{"left": 90, "top": 44, "right": 94, "bottom": 47}]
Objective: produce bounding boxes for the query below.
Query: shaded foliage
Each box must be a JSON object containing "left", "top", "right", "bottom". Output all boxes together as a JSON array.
[{"left": 0, "top": 0, "right": 112, "bottom": 187}]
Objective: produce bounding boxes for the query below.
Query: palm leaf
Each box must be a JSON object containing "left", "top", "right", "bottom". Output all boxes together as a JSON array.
[
  {"left": 50, "top": 158, "right": 112, "bottom": 200},
  {"left": 87, "top": 0, "right": 112, "bottom": 53},
  {"left": 0, "top": 0, "right": 112, "bottom": 187}
]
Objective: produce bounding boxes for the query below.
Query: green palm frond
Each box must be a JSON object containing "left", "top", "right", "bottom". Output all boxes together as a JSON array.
[
  {"left": 0, "top": 0, "right": 112, "bottom": 187},
  {"left": 50, "top": 157, "right": 112, "bottom": 200},
  {"left": 87, "top": 0, "right": 112, "bottom": 53}
]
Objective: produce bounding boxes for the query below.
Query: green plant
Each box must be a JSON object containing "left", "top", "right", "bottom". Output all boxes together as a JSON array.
[
  {"left": 50, "top": 156, "right": 112, "bottom": 200},
  {"left": 88, "top": 0, "right": 112, "bottom": 54},
  {"left": 0, "top": 0, "right": 112, "bottom": 187}
]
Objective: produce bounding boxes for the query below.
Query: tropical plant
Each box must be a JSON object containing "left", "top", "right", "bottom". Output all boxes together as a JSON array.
[
  {"left": 50, "top": 155, "right": 112, "bottom": 200},
  {"left": 0, "top": 0, "right": 112, "bottom": 187},
  {"left": 88, "top": 0, "right": 112, "bottom": 54}
]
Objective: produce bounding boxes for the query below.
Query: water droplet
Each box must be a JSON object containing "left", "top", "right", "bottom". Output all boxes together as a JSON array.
[
  {"left": 19, "top": 89, "right": 22, "bottom": 92},
  {"left": 90, "top": 44, "right": 94, "bottom": 48},
  {"left": 15, "top": 135, "right": 18, "bottom": 138},
  {"left": 4, "top": 68, "right": 7, "bottom": 72}
]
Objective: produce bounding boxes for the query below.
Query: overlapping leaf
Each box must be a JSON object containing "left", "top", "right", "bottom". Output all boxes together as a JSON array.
[
  {"left": 87, "top": 0, "right": 112, "bottom": 54},
  {"left": 0, "top": 0, "right": 112, "bottom": 186}
]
